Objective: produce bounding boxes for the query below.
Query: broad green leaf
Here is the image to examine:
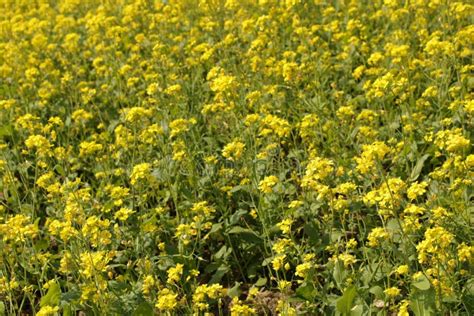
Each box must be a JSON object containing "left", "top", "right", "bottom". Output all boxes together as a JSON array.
[
  {"left": 333, "top": 261, "right": 347, "bottom": 289},
  {"left": 330, "top": 230, "right": 343, "bottom": 242},
  {"left": 369, "top": 286, "right": 384, "bottom": 299},
  {"left": 209, "top": 222, "right": 223, "bottom": 234},
  {"left": 460, "top": 279, "right": 474, "bottom": 312},
  {"left": 304, "top": 222, "right": 319, "bottom": 244},
  {"left": 34, "top": 239, "right": 49, "bottom": 252},
  {"left": 54, "top": 164, "right": 66, "bottom": 176},
  {"left": 108, "top": 280, "right": 130, "bottom": 292},
  {"left": 412, "top": 275, "right": 431, "bottom": 291},
  {"left": 203, "top": 222, "right": 223, "bottom": 240},
  {"left": 261, "top": 257, "right": 272, "bottom": 266},
  {"left": 411, "top": 288, "right": 436, "bottom": 316},
  {"left": 410, "top": 154, "right": 429, "bottom": 181},
  {"left": 0, "top": 301, "right": 5, "bottom": 316},
  {"left": 62, "top": 304, "right": 73, "bottom": 316},
  {"left": 227, "top": 282, "right": 241, "bottom": 298},
  {"left": 214, "top": 245, "right": 231, "bottom": 260},
  {"left": 132, "top": 302, "right": 154, "bottom": 316},
  {"left": 465, "top": 278, "right": 474, "bottom": 295},
  {"left": 209, "top": 265, "right": 229, "bottom": 284},
  {"left": 255, "top": 277, "right": 267, "bottom": 287},
  {"left": 350, "top": 304, "right": 364, "bottom": 316},
  {"left": 229, "top": 210, "right": 248, "bottom": 225},
  {"left": 60, "top": 290, "right": 80, "bottom": 303},
  {"left": 21, "top": 203, "right": 34, "bottom": 214},
  {"left": 227, "top": 226, "right": 255, "bottom": 235},
  {"left": 230, "top": 185, "right": 249, "bottom": 193},
  {"left": 386, "top": 218, "right": 402, "bottom": 233},
  {"left": 0, "top": 125, "right": 12, "bottom": 138},
  {"left": 336, "top": 286, "right": 357, "bottom": 315},
  {"left": 40, "top": 282, "right": 61, "bottom": 307},
  {"left": 227, "top": 226, "right": 262, "bottom": 244},
  {"left": 296, "top": 283, "right": 317, "bottom": 301}
]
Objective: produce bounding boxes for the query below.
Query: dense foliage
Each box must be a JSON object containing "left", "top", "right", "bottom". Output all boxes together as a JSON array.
[{"left": 0, "top": 0, "right": 473, "bottom": 315}]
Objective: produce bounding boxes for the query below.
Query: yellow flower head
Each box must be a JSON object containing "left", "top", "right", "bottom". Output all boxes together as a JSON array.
[
  {"left": 130, "top": 163, "right": 151, "bottom": 185},
  {"left": 156, "top": 288, "right": 178, "bottom": 311},
  {"left": 259, "top": 175, "right": 279, "bottom": 193},
  {"left": 222, "top": 140, "right": 245, "bottom": 161}
]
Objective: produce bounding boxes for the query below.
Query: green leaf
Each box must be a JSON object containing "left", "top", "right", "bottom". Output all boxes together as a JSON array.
[
  {"left": 304, "top": 222, "right": 319, "bottom": 244},
  {"left": 254, "top": 277, "right": 267, "bottom": 287},
  {"left": 411, "top": 288, "right": 436, "bottom": 316},
  {"left": 333, "top": 261, "right": 347, "bottom": 289},
  {"left": 296, "top": 283, "right": 317, "bottom": 301},
  {"left": 330, "top": 230, "right": 343, "bottom": 243},
  {"left": 463, "top": 289, "right": 474, "bottom": 314},
  {"left": 386, "top": 218, "right": 402, "bottom": 232},
  {"left": 60, "top": 290, "right": 80, "bottom": 303},
  {"left": 465, "top": 278, "right": 474, "bottom": 296},
  {"left": 62, "top": 304, "right": 73, "bottom": 316},
  {"left": 40, "top": 282, "right": 61, "bottom": 307},
  {"left": 0, "top": 301, "right": 5, "bottom": 316},
  {"left": 229, "top": 210, "right": 248, "bottom": 225},
  {"left": 336, "top": 286, "right": 357, "bottom": 315},
  {"left": 230, "top": 185, "right": 248, "bottom": 193},
  {"left": 209, "top": 265, "right": 229, "bottom": 284},
  {"left": 227, "top": 226, "right": 262, "bottom": 244},
  {"left": 132, "top": 301, "right": 154, "bottom": 316},
  {"left": 209, "top": 222, "right": 223, "bottom": 234},
  {"left": 227, "top": 226, "right": 252, "bottom": 234},
  {"left": 214, "top": 245, "right": 232, "bottom": 260},
  {"left": 350, "top": 304, "right": 364, "bottom": 316},
  {"left": 108, "top": 280, "right": 130, "bottom": 292},
  {"left": 34, "top": 239, "right": 49, "bottom": 252},
  {"left": 369, "top": 286, "right": 384, "bottom": 299},
  {"left": 410, "top": 154, "right": 429, "bottom": 181},
  {"left": 261, "top": 257, "right": 272, "bottom": 266},
  {"left": 54, "top": 164, "right": 66, "bottom": 177},
  {"left": 21, "top": 203, "right": 34, "bottom": 214},
  {"left": 412, "top": 275, "right": 431, "bottom": 291},
  {"left": 227, "top": 282, "right": 241, "bottom": 298},
  {"left": 0, "top": 125, "right": 13, "bottom": 138}
]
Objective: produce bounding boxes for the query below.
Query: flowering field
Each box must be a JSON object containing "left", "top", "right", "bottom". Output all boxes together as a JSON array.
[{"left": 0, "top": 0, "right": 473, "bottom": 315}]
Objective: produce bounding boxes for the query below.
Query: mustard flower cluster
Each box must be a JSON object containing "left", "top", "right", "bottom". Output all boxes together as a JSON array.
[{"left": 0, "top": 0, "right": 472, "bottom": 315}]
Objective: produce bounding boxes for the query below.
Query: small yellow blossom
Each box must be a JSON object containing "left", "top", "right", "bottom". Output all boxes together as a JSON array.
[
  {"left": 156, "top": 288, "right": 178, "bottom": 311},
  {"left": 407, "top": 181, "right": 428, "bottom": 200},
  {"left": 395, "top": 265, "right": 409, "bottom": 275},
  {"left": 222, "top": 140, "right": 245, "bottom": 161},
  {"left": 114, "top": 207, "right": 135, "bottom": 221},
  {"left": 167, "top": 263, "right": 184, "bottom": 284},
  {"left": 259, "top": 175, "right": 279, "bottom": 193},
  {"left": 230, "top": 297, "right": 256, "bottom": 316},
  {"left": 36, "top": 306, "right": 60, "bottom": 316},
  {"left": 130, "top": 163, "right": 151, "bottom": 185},
  {"left": 277, "top": 218, "right": 293, "bottom": 235},
  {"left": 384, "top": 287, "right": 401, "bottom": 298}
]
